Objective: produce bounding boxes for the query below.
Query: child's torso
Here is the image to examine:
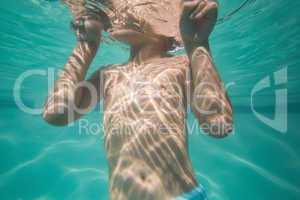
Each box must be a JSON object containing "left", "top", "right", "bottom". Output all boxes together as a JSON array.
[
  {"left": 102, "top": 55, "right": 198, "bottom": 193},
  {"left": 102, "top": 55, "right": 193, "bottom": 168}
]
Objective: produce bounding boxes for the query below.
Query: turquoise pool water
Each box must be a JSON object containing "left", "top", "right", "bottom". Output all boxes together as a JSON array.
[{"left": 0, "top": 0, "right": 300, "bottom": 199}]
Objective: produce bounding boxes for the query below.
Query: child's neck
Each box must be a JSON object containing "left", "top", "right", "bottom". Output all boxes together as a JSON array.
[{"left": 129, "top": 41, "right": 169, "bottom": 65}]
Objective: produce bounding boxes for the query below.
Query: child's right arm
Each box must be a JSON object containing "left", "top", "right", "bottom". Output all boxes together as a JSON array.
[{"left": 42, "top": 0, "right": 108, "bottom": 126}]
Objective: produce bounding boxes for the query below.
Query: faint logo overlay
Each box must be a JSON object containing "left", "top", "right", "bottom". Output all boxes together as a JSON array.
[
  {"left": 13, "top": 66, "right": 288, "bottom": 135},
  {"left": 251, "top": 67, "right": 288, "bottom": 133}
]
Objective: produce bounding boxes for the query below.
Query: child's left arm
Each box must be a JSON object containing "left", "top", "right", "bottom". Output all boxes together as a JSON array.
[{"left": 180, "top": 0, "right": 233, "bottom": 138}]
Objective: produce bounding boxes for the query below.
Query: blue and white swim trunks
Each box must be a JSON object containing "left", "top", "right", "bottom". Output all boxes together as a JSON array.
[{"left": 174, "top": 185, "right": 207, "bottom": 200}]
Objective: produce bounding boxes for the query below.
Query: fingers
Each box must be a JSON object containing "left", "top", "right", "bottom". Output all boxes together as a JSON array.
[
  {"left": 190, "top": 1, "right": 206, "bottom": 19},
  {"left": 183, "top": 0, "right": 218, "bottom": 20},
  {"left": 194, "top": 2, "right": 218, "bottom": 20},
  {"left": 182, "top": 0, "right": 202, "bottom": 13}
]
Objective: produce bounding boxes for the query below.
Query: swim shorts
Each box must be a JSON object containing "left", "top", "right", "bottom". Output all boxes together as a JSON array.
[{"left": 174, "top": 185, "right": 208, "bottom": 200}]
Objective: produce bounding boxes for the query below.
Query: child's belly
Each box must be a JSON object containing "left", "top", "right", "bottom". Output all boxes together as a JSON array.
[{"left": 103, "top": 81, "right": 195, "bottom": 191}]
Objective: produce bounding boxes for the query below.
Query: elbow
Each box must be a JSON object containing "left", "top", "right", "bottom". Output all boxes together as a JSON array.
[
  {"left": 205, "top": 123, "right": 233, "bottom": 138},
  {"left": 198, "top": 114, "right": 234, "bottom": 138},
  {"left": 42, "top": 107, "right": 71, "bottom": 127},
  {"left": 191, "top": 101, "right": 234, "bottom": 138}
]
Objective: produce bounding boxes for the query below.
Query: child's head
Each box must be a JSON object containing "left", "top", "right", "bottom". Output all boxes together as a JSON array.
[{"left": 106, "top": 0, "right": 183, "bottom": 50}]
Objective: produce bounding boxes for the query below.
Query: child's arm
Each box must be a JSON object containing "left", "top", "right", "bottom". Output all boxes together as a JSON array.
[
  {"left": 43, "top": 0, "right": 107, "bottom": 126},
  {"left": 42, "top": 40, "right": 105, "bottom": 126},
  {"left": 180, "top": 0, "right": 233, "bottom": 137}
]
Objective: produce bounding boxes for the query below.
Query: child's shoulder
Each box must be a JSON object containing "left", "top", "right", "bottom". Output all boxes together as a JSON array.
[
  {"left": 167, "top": 54, "right": 189, "bottom": 64},
  {"left": 101, "top": 63, "right": 128, "bottom": 73},
  {"left": 159, "top": 55, "right": 189, "bottom": 70}
]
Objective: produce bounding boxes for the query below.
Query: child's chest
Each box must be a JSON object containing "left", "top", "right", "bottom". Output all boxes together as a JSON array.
[
  {"left": 103, "top": 56, "right": 191, "bottom": 107},
  {"left": 105, "top": 56, "right": 188, "bottom": 93}
]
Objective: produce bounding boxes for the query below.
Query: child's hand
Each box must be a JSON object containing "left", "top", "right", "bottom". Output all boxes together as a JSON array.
[
  {"left": 180, "top": 0, "right": 218, "bottom": 53},
  {"left": 71, "top": 17, "right": 103, "bottom": 43}
]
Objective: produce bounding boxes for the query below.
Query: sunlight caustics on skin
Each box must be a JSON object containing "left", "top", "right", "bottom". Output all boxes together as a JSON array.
[
  {"left": 1, "top": 0, "right": 300, "bottom": 199},
  {"left": 102, "top": 56, "right": 197, "bottom": 199},
  {"left": 190, "top": 47, "right": 233, "bottom": 137},
  {"left": 42, "top": 0, "right": 233, "bottom": 199}
]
